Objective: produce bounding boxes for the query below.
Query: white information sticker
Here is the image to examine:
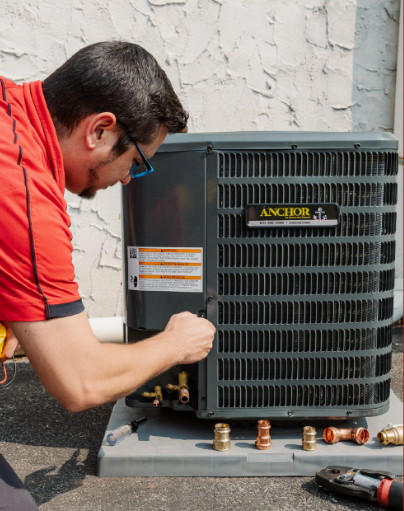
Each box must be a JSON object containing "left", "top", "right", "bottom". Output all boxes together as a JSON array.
[{"left": 127, "top": 247, "right": 203, "bottom": 293}]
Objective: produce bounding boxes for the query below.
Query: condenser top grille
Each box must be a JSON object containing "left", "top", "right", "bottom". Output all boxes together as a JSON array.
[{"left": 218, "top": 152, "right": 398, "bottom": 178}]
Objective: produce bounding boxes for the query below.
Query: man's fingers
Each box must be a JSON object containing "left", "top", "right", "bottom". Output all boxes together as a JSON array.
[
  {"left": 0, "top": 338, "right": 18, "bottom": 362},
  {"left": 202, "top": 318, "right": 216, "bottom": 334},
  {"left": 0, "top": 322, "right": 20, "bottom": 362}
]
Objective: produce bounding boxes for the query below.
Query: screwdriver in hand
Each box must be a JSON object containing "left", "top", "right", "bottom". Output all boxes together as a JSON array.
[{"left": 106, "top": 417, "right": 147, "bottom": 446}]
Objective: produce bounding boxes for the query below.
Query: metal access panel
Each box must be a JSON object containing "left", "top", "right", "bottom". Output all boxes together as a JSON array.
[{"left": 123, "top": 132, "right": 398, "bottom": 420}]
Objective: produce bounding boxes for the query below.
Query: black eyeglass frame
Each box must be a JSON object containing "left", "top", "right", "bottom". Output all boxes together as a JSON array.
[
  {"left": 127, "top": 136, "right": 154, "bottom": 179},
  {"left": 99, "top": 113, "right": 155, "bottom": 179}
]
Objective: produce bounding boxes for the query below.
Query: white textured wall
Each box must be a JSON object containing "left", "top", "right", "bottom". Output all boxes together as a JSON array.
[{"left": 0, "top": 0, "right": 401, "bottom": 317}]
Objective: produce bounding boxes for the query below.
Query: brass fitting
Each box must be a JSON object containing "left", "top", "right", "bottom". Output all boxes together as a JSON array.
[
  {"left": 166, "top": 371, "right": 189, "bottom": 403},
  {"left": 377, "top": 425, "right": 403, "bottom": 446},
  {"left": 142, "top": 385, "right": 163, "bottom": 407},
  {"left": 302, "top": 426, "right": 317, "bottom": 451},
  {"left": 323, "top": 427, "right": 369, "bottom": 445},
  {"left": 213, "top": 423, "right": 231, "bottom": 451},
  {"left": 255, "top": 420, "right": 272, "bottom": 450}
]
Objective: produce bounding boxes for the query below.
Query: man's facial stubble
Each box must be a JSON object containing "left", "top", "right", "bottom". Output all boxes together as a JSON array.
[{"left": 78, "top": 153, "right": 119, "bottom": 200}]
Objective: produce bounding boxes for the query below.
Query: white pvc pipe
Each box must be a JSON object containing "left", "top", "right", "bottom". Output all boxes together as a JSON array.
[
  {"left": 394, "top": 0, "right": 403, "bottom": 323},
  {"left": 89, "top": 316, "right": 123, "bottom": 343}
]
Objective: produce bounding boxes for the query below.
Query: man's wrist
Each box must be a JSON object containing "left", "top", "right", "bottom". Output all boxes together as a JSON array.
[{"left": 149, "top": 330, "right": 185, "bottom": 366}]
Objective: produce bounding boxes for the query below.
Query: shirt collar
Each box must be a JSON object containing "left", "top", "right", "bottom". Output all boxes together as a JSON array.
[{"left": 23, "top": 80, "right": 65, "bottom": 194}]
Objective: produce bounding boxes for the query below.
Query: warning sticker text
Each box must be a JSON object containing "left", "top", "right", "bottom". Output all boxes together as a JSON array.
[{"left": 128, "top": 247, "right": 203, "bottom": 293}]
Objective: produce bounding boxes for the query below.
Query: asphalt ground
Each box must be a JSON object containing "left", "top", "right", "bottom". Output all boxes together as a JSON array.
[{"left": 0, "top": 327, "right": 402, "bottom": 511}]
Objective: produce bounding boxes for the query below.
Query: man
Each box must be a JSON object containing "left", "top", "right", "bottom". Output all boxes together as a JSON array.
[{"left": 0, "top": 41, "right": 215, "bottom": 510}]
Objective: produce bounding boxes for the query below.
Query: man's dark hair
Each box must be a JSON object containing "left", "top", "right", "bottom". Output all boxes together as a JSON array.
[{"left": 43, "top": 41, "right": 188, "bottom": 155}]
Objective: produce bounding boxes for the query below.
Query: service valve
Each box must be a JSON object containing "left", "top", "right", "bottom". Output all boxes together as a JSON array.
[
  {"left": 142, "top": 385, "right": 163, "bottom": 407},
  {"left": 166, "top": 371, "right": 189, "bottom": 403}
]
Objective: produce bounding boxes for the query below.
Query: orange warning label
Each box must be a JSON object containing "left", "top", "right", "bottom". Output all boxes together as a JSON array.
[
  {"left": 140, "top": 275, "right": 201, "bottom": 280},
  {"left": 139, "top": 262, "right": 201, "bottom": 266},
  {"left": 139, "top": 248, "right": 201, "bottom": 253},
  {"left": 128, "top": 246, "right": 203, "bottom": 293}
]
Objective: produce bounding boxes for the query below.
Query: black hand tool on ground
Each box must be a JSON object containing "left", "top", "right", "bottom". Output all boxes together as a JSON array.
[{"left": 316, "top": 466, "right": 403, "bottom": 510}]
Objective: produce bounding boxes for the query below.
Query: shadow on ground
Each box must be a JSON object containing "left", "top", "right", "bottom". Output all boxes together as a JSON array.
[
  {"left": 0, "top": 362, "right": 113, "bottom": 505},
  {"left": 24, "top": 448, "right": 85, "bottom": 501}
]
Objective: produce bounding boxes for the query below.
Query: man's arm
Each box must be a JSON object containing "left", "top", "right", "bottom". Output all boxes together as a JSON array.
[{"left": 8, "top": 311, "right": 215, "bottom": 412}]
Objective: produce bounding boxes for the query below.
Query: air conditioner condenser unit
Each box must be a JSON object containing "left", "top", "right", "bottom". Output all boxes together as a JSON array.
[{"left": 122, "top": 132, "right": 398, "bottom": 420}]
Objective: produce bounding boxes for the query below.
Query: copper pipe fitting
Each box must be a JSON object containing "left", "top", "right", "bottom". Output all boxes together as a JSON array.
[
  {"left": 179, "top": 387, "right": 189, "bottom": 403},
  {"left": 302, "top": 426, "right": 317, "bottom": 451},
  {"left": 255, "top": 420, "right": 272, "bottom": 450},
  {"left": 213, "top": 423, "right": 231, "bottom": 451},
  {"left": 323, "top": 427, "right": 369, "bottom": 445},
  {"left": 377, "top": 425, "right": 403, "bottom": 446},
  {"left": 142, "top": 385, "right": 163, "bottom": 407},
  {"left": 166, "top": 371, "right": 189, "bottom": 403}
]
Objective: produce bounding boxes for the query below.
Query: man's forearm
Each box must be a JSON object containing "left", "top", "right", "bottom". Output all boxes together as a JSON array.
[
  {"left": 10, "top": 311, "right": 214, "bottom": 412},
  {"left": 86, "top": 332, "right": 182, "bottom": 409}
]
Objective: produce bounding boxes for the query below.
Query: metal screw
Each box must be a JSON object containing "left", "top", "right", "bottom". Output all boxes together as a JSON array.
[
  {"left": 354, "top": 143, "right": 361, "bottom": 149},
  {"left": 207, "top": 296, "right": 214, "bottom": 302},
  {"left": 208, "top": 411, "right": 214, "bottom": 417},
  {"left": 207, "top": 144, "right": 213, "bottom": 154},
  {"left": 201, "top": 397, "right": 206, "bottom": 401},
  {"left": 288, "top": 411, "right": 294, "bottom": 417},
  {"left": 291, "top": 144, "right": 298, "bottom": 149},
  {"left": 347, "top": 411, "right": 353, "bottom": 416}
]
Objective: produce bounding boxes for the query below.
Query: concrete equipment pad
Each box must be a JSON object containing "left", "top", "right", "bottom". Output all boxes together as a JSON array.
[{"left": 98, "top": 393, "right": 403, "bottom": 477}]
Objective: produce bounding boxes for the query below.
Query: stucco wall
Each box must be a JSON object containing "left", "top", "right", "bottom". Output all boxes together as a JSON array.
[{"left": 0, "top": 0, "right": 401, "bottom": 317}]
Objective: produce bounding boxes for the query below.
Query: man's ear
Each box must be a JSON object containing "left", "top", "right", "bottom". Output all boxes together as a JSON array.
[{"left": 85, "top": 112, "right": 117, "bottom": 150}]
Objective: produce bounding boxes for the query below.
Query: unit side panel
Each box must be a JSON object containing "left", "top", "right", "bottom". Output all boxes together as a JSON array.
[{"left": 122, "top": 151, "right": 206, "bottom": 330}]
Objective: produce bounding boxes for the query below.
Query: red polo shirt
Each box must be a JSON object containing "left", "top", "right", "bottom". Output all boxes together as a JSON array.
[{"left": 0, "top": 77, "right": 84, "bottom": 321}]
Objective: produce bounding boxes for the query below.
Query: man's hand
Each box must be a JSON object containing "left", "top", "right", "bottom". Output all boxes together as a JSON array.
[
  {"left": 0, "top": 322, "right": 22, "bottom": 363},
  {"left": 163, "top": 312, "right": 215, "bottom": 364}
]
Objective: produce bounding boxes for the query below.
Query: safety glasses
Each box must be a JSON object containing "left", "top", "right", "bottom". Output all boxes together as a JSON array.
[
  {"left": 128, "top": 138, "right": 154, "bottom": 179},
  {"left": 102, "top": 113, "right": 154, "bottom": 179}
]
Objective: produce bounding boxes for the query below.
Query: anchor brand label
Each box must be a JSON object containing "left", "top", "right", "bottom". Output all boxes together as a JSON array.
[
  {"left": 245, "top": 203, "right": 339, "bottom": 228},
  {"left": 259, "top": 207, "right": 310, "bottom": 218}
]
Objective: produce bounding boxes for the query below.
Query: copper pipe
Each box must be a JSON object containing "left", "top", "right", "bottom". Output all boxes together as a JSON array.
[
  {"left": 255, "top": 420, "right": 272, "bottom": 450},
  {"left": 302, "top": 426, "right": 317, "bottom": 451},
  {"left": 179, "top": 387, "right": 189, "bottom": 403},
  {"left": 166, "top": 371, "right": 189, "bottom": 403},
  {"left": 323, "top": 427, "right": 369, "bottom": 445}
]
